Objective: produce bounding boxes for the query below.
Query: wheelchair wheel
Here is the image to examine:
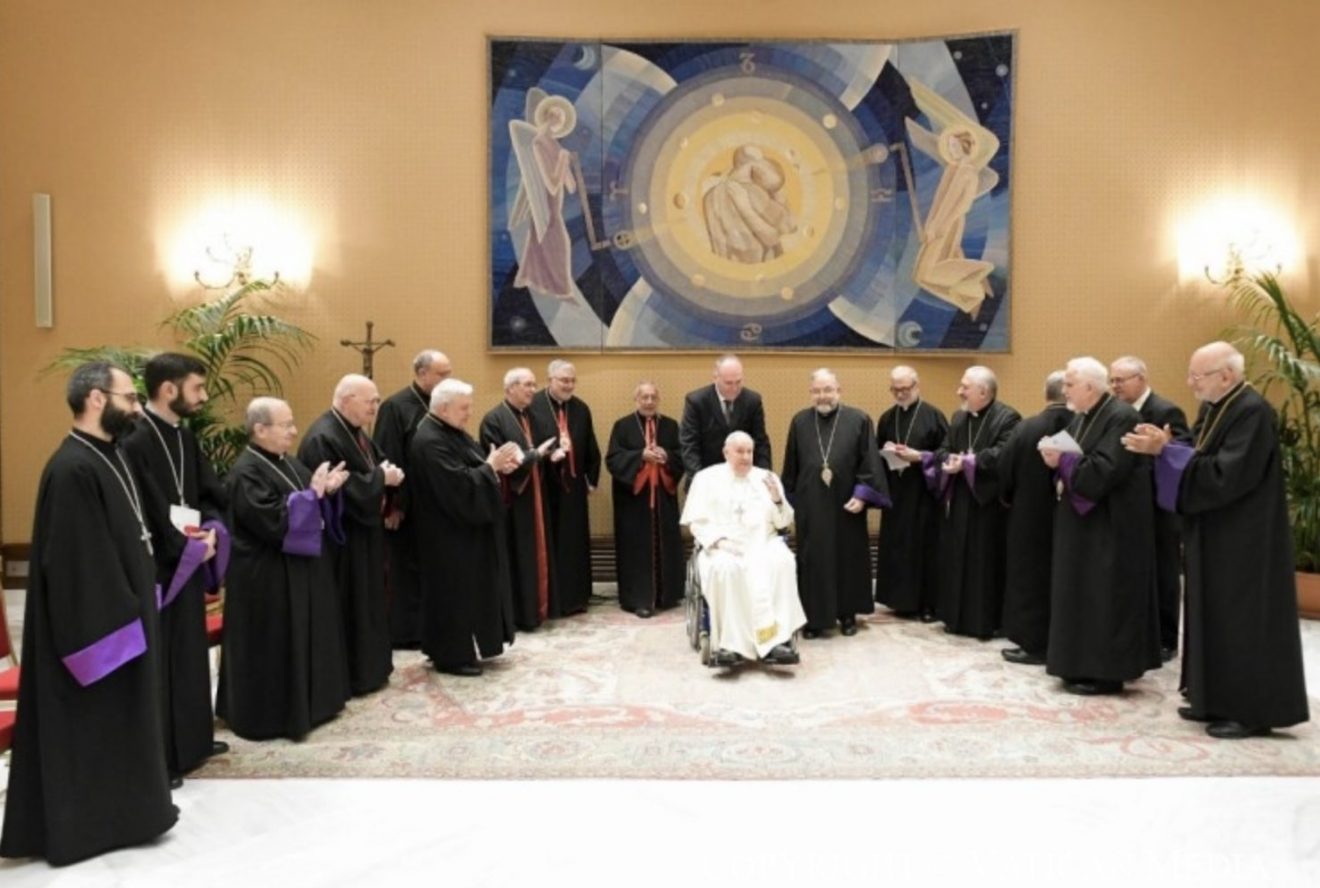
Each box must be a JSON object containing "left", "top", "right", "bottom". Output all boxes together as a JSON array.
[{"left": 698, "top": 629, "right": 712, "bottom": 666}]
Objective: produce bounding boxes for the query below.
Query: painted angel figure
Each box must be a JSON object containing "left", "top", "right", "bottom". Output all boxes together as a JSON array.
[
  {"left": 509, "top": 90, "right": 578, "bottom": 301},
  {"left": 905, "top": 80, "right": 1001, "bottom": 319}
]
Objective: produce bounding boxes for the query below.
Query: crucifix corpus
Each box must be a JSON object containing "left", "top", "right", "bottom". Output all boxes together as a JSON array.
[{"left": 340, "top": 321, "right": 395, "bottom": 379}]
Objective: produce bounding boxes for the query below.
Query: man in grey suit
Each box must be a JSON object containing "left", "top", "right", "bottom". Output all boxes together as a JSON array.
[
  {"left": 679, "top": 354, "right": 772, "bottom": 487},
  {"left": 1110, "top": 355, "right": 1191, "bottom": 661}
]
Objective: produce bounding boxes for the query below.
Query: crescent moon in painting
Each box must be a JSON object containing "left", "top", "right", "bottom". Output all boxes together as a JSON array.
[{"left": 574, "top": 45, "right": 597, "bottom": 70}]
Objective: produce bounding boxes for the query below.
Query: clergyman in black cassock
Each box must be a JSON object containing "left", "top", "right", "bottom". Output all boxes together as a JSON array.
[
  {"left": 679, "top": 354, "right": 772, "bottom": 486},
  {"left": 1129, "top": 342, "right": 1308, "bottom": 737},
  {"left": 926, "top": 367, "right": 1020, "bottom": 638},
  {"left": 1110, "top": 355, "right": 1191, "bottom": 659},
  {"left": 606, "top": 382, "right": 686, "bottom": 616},
  {"left": 530, "top": 360, "right": 601, "bottom": 616},
  {"left": 409, "top": 379, "right": 518, "bottom": 674},
  {"left": 874, "top": 366, "right": 948, "bottom": 620},
  {"left": 297, "top": 375, "right": 403, "bottom": 695},
  {"left": 373, "top": 349, "right": 451, "bottom": 648},
  {"left": 997, "top": 372, "right": 1071, "bottom": 663},
  {"left": 1044, "top": 360, "right": 1160, "bottom": 694},
  {"left": 218, "top": 398, "right": 351, "bottom": 740},
  {"left": 121, "top": 353, "right": 230, "bottom": 779},
  {"left": 781, "top": 370, "right": 889, "bottom": 636},
  {"left": 2, "top": 363, "right": 176, "bottom": 866},
  {"left": 480, "top": 367, "right": 565, "bottom": 629}
]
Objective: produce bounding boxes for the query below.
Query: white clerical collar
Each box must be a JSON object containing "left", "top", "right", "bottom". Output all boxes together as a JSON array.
[{"left": 1132, "top": 387, "right": 1153, "bottom": 411}]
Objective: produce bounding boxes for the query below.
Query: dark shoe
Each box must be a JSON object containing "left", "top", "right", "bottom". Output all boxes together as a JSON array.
[
  {"left": 1206, "top": 720, "right": 1272, "bottom": 740},
  {"left": 636, "top": 608, "right": 654, "bottom": 619},
  {"left": 437, "top": 663, "right": 483, "bottom": 677},
  {"left": 1001, "top": 647, "right": 1045, "bottom": 666},
  {"left": 840, "top": 617, "right": 858, "bottom": 637},
  {"left": 765, "top": 644, "right": 799, "bottom": 665},
  {"left": 210, "top": 740, "right": 230, "bottom": 756},
  {"left": 713, "top": 649, "right": 743, "bottom": 667},
  {"left": 169, "top": 773, "right": 184, "bottom": 790},
  {"left": 1161, "top": 646, "right": 1177, "bottom": 663},
  {"left": 920, "top": 611, "right": 938, "bottom": 623},
  {"left": 1178, "top": 706, "right": 1212, "bottom": 723},
  {"left": 802, "top": 628, "right": 821, "bottom": 640},
  {"left": 1062, "top": 679, "right": 1122, "bottom": 696}
]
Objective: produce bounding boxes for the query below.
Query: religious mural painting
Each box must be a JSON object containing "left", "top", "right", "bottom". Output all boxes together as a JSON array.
[{"left": 489, "top": 33, "right": 1014, "bottom": 351}]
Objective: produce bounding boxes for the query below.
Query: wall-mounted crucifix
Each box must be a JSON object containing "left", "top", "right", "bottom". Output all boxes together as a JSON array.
[{"left": 339, "top": 321, "right": 395, "bottom": 379}]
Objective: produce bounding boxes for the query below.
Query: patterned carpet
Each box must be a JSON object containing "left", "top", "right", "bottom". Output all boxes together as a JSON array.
[{"left": 195, "top": 602, "right": 1320, "bottom": 780}]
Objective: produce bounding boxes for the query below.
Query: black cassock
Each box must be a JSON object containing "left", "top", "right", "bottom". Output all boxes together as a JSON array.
[
  {"left": 931, "top": 400, "right": 1021, "bottom": 637},
  {"left": 605, "top": 412, "right": 686, "bottom": 612},
  {"left": 1154, "top": 383, "right": 1308, "bottom": 728},
  {"left": 997, "top": 402, "right": 1072, "bottom": 655},
  {"left": 480, "top": 401, "right": 559, "bottom": 629},
  {"left": 1, "top": 433, "right": 176, "bottom": 866},
  {"left": 409, "top": 415, "right": 516, "bottom": 667},
  {"left": 122, "top": 409, "right": 228, "bottom": 776},
  {"left": 297, "top": 409, "right": 393, "bottom": 695},
  {"left": 373, "top": 383, "right": 430, "bottom": 648},
  {"left": 1138, "top": 390, "right": 1191, "bottom": 652},
  {"left": 782, "top": 405, "right": 889, "bottom": 630},
  {"left": 875, "top": 400, "right": 948, "bottom": 616},
  {"left": 1048, "top": 395, "right": 1161, "bottom": 682},
  {"left": 217, "top": 446, "right": 349, "bottom": 740},
  {"left": 530, "top": 391, "right": 601, "bottom": 615}
]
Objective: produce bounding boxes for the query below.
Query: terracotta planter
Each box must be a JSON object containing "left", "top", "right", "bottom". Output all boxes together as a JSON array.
[{"left": 1299, "top": 571, "right": 1320, "bottom": 620}]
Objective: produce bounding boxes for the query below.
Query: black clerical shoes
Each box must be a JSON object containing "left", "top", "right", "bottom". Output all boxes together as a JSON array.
[
  {"left": 437, "top": 663, "right": 483, "bottom": 677},
  {"left": 1001, "top": 647, "right": 1045, "bottom": 666},
  {"left": 713, "top": 649, "right": 743, "bottom": 667},
  {"left": 1160, "top": 646, "right": 1178, "bottom": 663},
  {"left": 920, "top": 611, "right": 938, "bottom": 623},
  {"left": 802, "top": 628, "right": 822, "bottom": 640},
  {"left": 1206, "top": 720, "right": 1272, "bottom": 740},
  {"left": 840, "top": 617, "right": 858, "bottom": 637},
  {"left": 1177, "top": 706, "right": 1212, "bottom": 723},
  {"left": 764, "top": 644, "right": 799, "bottom": 665},
  {"left": 635, "top": 607, "right": 654, "bottom": 619},
  {"left": 1062, "top": 679, "right": 1122, "bottom": 696},
  {"left": 169, "top": 773, "right": 184, "bottom": 790},
  {"left": 210, "top": 740, "right": 230, "bottom": 757}
]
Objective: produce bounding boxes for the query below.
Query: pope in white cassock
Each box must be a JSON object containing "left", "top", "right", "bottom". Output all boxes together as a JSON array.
[{"left": 680, "top": 431, "right": 806, "bottom": 664}]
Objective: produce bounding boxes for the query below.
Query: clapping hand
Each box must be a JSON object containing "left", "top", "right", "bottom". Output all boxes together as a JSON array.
[
  {"left": 892, "top": 443, "right": 923, "bottom": 464},
  {"left": 1122, "top": 423, "right": 1172, "bottom": 456},
  {"left": 762, "top": 473, "right": 784, "bottom": 504},
  {"left": 381, "top": 459, "right": 405, "bottom": 486},
  {"left": 310, "top": 461, "right": 332, "bottom": 498},
  {"left": 325, "top": 461, "right": 349, "bottom": 494},
  {"left": 486, "top": 442, "right": 522, "bottom": 475},
  {"left": 942, "top": 453, "right": 964, "bottom": 475},
  {"left": 1038, "top": 440, "right": 1062, "bottom": 469}
]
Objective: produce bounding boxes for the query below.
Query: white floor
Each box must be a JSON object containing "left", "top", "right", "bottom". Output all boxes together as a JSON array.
[{"left": 3, "top": 591, "right": 1320, "bottom": 886}]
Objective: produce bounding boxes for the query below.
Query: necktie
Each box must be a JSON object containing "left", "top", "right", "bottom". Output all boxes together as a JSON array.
[{"left": 722, "top": 399, "right": 733, "bottom": 425}]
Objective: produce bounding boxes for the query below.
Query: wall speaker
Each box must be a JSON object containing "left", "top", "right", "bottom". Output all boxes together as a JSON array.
[{"left": 34, "top": 193, "right": 53, "bottom": 328}]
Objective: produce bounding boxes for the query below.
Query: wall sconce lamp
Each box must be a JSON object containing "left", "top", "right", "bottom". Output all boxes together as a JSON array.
[
  {"left": 194, "top": 233, "right": 280, "bottom": 289},
  {"left": 1204, "top": 235, "right": 1282, "bottom": 286}
]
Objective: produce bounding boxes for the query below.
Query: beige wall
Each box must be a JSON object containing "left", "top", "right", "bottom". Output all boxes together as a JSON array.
[{"left": 2, "top": 0, "right": 1317, "bottom": 541}]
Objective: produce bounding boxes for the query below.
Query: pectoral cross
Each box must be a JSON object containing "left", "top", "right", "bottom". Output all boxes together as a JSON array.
[
  {"left": 141, "top": 526, "right": 154, "bottom": 556},
  {"left": 339, "top": 321, "right": 395, "bottom": 379},
  {"left": 733, "top": 501, "right": 746, "bottom": 522}
]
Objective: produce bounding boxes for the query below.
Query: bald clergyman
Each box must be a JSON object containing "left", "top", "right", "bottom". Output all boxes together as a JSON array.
[{"left": 297, "top": 374, "right": 405, "bottom": 695}]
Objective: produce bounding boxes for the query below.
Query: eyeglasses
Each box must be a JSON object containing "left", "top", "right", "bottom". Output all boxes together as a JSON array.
[
  {"left": 1108, "top": 374, "right": 1140, "bottom": 385},
  {"left": 1187, "top": 366, "right": 1226, "bottom": 383},
  {"left": 889, "top": 385, "right": 915, "bottom": 395},
  {"left": 101, "top": 389, "right": 142, "bottom": 405}
]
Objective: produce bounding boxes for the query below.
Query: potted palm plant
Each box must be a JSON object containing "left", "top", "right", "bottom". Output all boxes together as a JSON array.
[
  {"left": 47, "top": 277, "right": 314, "bottom": 475},
  {"left": 1226, "top": 269, "right": 1320, "bottom": 616}
]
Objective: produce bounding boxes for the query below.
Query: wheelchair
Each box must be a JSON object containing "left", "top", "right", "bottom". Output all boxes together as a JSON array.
[{"left": 684, "top": 543, "right": 800, "bottom": 668}]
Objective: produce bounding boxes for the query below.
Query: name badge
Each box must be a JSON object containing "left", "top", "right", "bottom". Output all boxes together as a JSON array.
[{"left": 170, "top": 504, "right": 202, "bottom": 533}]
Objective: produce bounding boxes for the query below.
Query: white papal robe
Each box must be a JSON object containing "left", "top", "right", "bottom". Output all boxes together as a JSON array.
[{"left": 680, "top": 464, "right": 806, "bottom": 659}]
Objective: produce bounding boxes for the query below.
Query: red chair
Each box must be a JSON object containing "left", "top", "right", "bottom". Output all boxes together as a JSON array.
[
  {"left": 0, "top": 709, "right": 14, "bottom": 753},
  {"left": 205, "top": 592, "right": 224, "bottom": 672},
  {"left": 0, "top": 587, "right": 19, "bottom": 702}
]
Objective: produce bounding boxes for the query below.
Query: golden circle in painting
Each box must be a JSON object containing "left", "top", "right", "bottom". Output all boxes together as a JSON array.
[{"left": 648, "top": 95, "right": 850, "bottom": 300}]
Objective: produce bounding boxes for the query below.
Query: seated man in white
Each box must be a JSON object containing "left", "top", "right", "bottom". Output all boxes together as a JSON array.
[{"left": 680, "top": 431, "right": 806, "bottom": 664}]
